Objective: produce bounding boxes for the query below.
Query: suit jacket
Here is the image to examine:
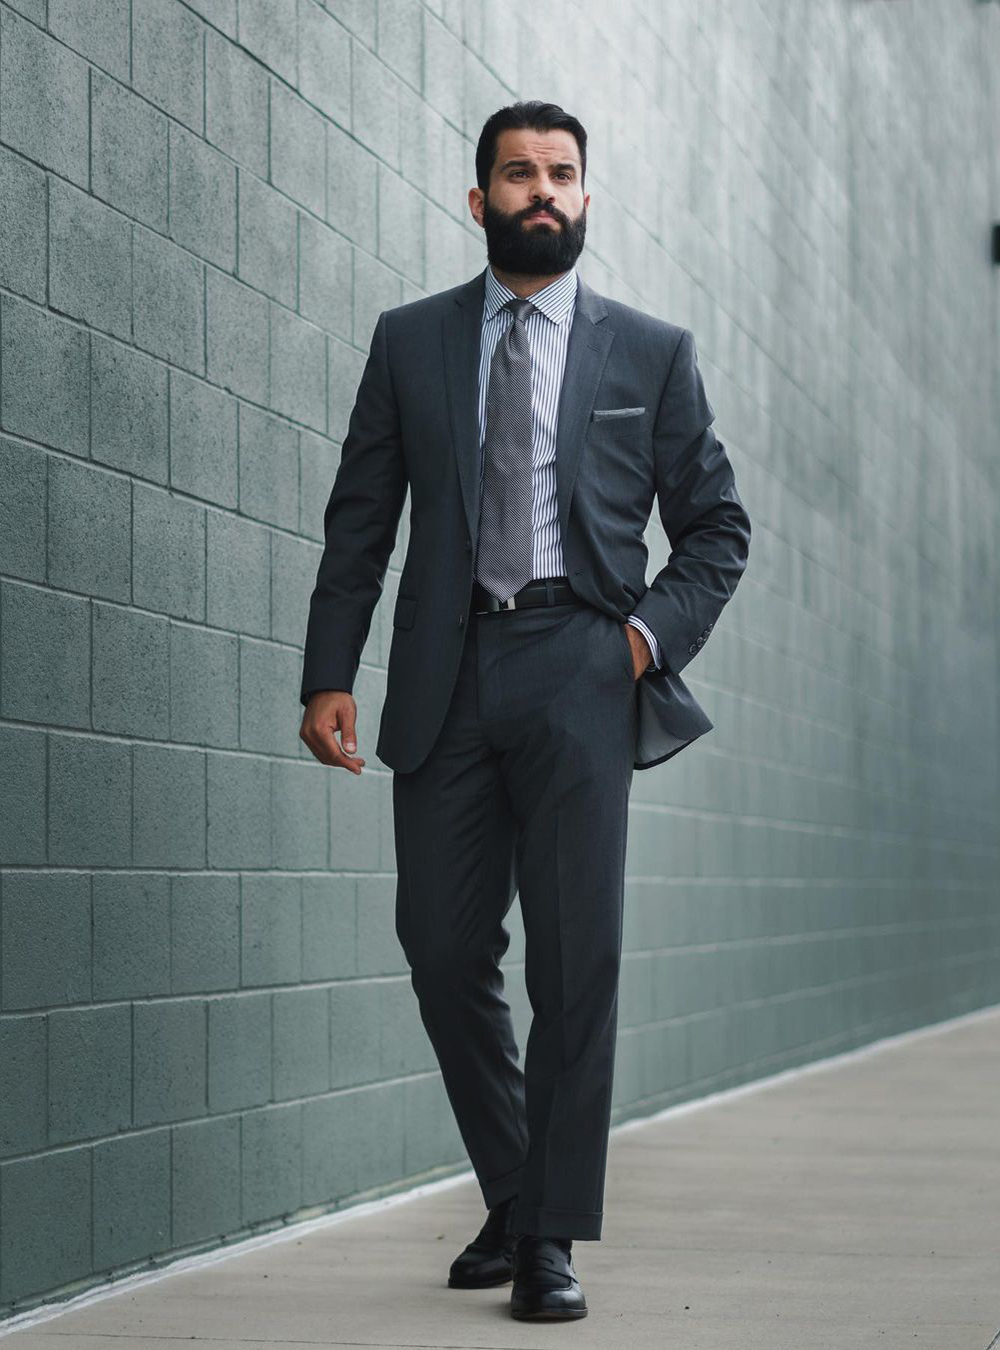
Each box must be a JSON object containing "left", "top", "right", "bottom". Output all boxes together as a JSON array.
[{"left": 300, "top": 266, "right": 751, "bottom": 772}]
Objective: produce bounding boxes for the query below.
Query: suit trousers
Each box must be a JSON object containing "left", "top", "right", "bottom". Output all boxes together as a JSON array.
[{"left": 391, "top": 593, "right": 638, "bottom": 1240}]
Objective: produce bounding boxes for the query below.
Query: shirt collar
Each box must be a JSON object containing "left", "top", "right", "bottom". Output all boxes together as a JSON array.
[{"left": 483, "top": 262, "right": 578, "bottom": 325}]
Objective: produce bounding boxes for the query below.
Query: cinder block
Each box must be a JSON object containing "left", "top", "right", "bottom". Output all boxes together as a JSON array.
[
  {"left": 47, "top": 1003, "right": 132, "bottom": 1143},
  {"left": 169, "top": 621, "right": 240, "bottom": 748},
  {"left": 352, "top": 1080, "right": 405, "bottom": 1193},
  {"left": 326, "top": 333, "right": 365, "bottom": 443},
  {"left": 238, "top": 404, "right": 299, "bottom": 530},
  {"left": 132, "top": 225, "right": 205, "bottom": 375},
  {"left": 402, "top": 1074, "right": 463, "bottom": 1178},
  {"left": 273, "top": 987, "right": 330, "bottom": 1100},
  {"left": 0, "top": 870, "right": 91, "bottom": 1012},
  {"left": 0, "top": 581, "right": 91, "bottom": 728},
  {"left": 0, "top": 1013, "right": 47, "bottom": 1157},
  {"left": 328, "top": 980, "right": 380, "bottom": 1089},
  {"left": 375, "top": 0, "right": 422, "bottom": 91},
  {"left": 133, "top": 744, "right": 206, "bottom": 868},
  {"left": 356, "top": 876, "right": 404, "bottom": 977},
  {"left": 268, "top": 306, "right": 323, "bottom": 432},
  {"left": 93, "top": 872, "right": 171, "bottom": 1000},
  {"left": 236, "top": 0, "right": 297, "bottom": 84},
  {"left": 376, "top": 164, "right": 425, "bottom": 288},
  {"left": 325, "top": 121, "right": 378, "bottom": 245},
  {"left": 236, "top": 172, "right": 297, "bottom": 309},
  {"left": 93, "top": 1129, "right": 171, "bottom": 1270},
  {"left": 298, "top": 2, "right": 350, "bottom": 123},
  {"left": 0, "top": 145, "right": 46, "bottom": 302},
  {"left": 350, "top": 41, "right": 399, "bottom": 168},
  {"left": 240, "top": 1101, "right": 302, "bottom": 1225},
  {"left": 48, "top": 0, "right": 130, "bottom": 80},
  {"left": 0, "top": 726, "right": 46, "bottom": 864},
  {"left": 169, "top": 369, "right": 238, "bottom": 508},
  {"left": 133, "top": 998, "right": 207, "bottom": 1126},
  {"left": 298, "top": 430, "right": 339, "bottom": 542},
  {"left": 301, "top": 874, "right": 357, "bottom": 981},
  {"left": 271, "top": 529, "right": 321, "bottom": 645},
  {"left": 239, "top": 637, "right": 304, "bottom": 756},
  {"left": 270, "top": 82, "right": 325, "bottom": 217},
  {"left": 206, "top": 751, "right": 270, "bottom": 868},
  {"left": 302, "top": 1092, "right": 356, "bottom": 1202},
  {"left": 48, "top": 734, "right": 132, "bottom": 867},
  {"left": 205, "top": 27, "right": 268, "bottom": 177},
  {"left": 91, "top": 69, "right": 169, "bottom": 233},
  {"left": 47, "top": 456, "right": 131, "bottom": 602},
  {"left": 241, "top": 873, "right": 302, "bottom": 986},
  {"left": 351, "top": 249, "right": 402, "bottom": 348},
  {"left": 271, "top": 758, "right": 328, "bottom": 870},
  {"left": 91, "top": 335, "right": 169, "bottom": 483},
  {"left": 171, "top": 873, "right": 241, "bottom": 994},
  {"left": 0, "top": 8, "right": 89, "bottom": 187},
  {"left": 133, "top": 481, "right": 207, "bottom": 621},
  {"left": 206, "top": 510, "right": 270, "bottom": 637},
  {"left": 168, "top": 123, "right": 237, "bottom": 271},
  {"left": 0, "top": 1149, "right": 91, "bottom": 1305},
  {"left": 184, "top": 0, "right": 236, "bottom": 36},
  {"left": 298, "top": 214, "right": 352, "bottom": 339},
  {"left": 378, "top": 977, "right": 434, "bottom": 1078},
  {"left": 0, "top": 295, "right": 89, "bottom": 457},
  {"left": 49, "top": 177, "right": 131, "bottom": 340},
  {"left": 132, "top": 0, "right": 204, "bottom": 134},
  {"left": 207, "top": 990, "right": 271, "bottom": 1111},
  {"left": 171, "top": 1114, "right": 241, "bottom": 1247},
  {"left": 328, "top": 764, "right": 381, "bottom": 871},
  {"left": 206, "top": 268, "right": 269, "bottom": 404},
  {"left": 92, "top": 600, "right": 170, "bottom": 738}
]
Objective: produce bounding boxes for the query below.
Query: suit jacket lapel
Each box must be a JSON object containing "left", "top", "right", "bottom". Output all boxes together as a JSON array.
[{"left": 442, "top": 266, "right": 614, "bottom": 550}]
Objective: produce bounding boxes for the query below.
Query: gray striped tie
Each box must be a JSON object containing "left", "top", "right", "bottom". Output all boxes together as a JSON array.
[{"left": 475, "top": 296, "right": 536, "bottom": 602}]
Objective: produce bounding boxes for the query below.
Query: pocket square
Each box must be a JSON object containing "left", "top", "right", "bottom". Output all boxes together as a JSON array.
[{"left": 591, "top": 405, "right": 646, "bottom": 420}]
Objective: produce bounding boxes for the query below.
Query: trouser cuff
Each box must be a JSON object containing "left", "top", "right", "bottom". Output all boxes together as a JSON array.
[{"left": 511, "top": 1202, "right": 603, "bottom": 1240}]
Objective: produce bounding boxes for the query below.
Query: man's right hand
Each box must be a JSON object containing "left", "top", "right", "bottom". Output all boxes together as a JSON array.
[{"left": 299, "top": 691, "right": 366, "bottom": 774}]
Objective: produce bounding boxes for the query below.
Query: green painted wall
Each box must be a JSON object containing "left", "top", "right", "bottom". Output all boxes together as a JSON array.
[{"left": 1, "top": 0, "right": 998, "bottom": 1316}]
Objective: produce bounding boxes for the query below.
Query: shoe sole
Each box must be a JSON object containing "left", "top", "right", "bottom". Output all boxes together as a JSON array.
[{"left": 511, "top": 1306, "right": 588, "bottom": 1320}]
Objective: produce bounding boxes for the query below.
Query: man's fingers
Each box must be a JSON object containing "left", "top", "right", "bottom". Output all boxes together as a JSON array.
[{"left": 299, "top": 707, "right": 366, "bottom": 773}]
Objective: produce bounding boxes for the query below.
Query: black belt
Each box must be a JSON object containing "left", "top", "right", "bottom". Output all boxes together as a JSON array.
[{"left": 470, "top": 576, "right": 579, "bottom": 615}]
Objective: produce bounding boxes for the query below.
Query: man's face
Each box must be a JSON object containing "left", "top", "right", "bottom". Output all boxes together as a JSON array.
[{"left": 472, "top": 127, "right": 588, "bottom": 275}]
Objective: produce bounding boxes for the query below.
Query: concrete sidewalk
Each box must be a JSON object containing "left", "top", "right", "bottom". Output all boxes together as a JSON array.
[{"left": 3, "top": 1008, "right": 999, "bottom": 1349}]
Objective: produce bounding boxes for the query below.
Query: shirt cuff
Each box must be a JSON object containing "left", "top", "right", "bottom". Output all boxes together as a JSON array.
[{"left": 626, "top": 615, "right": 661, "bottom": 670}]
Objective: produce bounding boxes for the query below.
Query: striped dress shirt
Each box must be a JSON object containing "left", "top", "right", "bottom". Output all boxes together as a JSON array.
[{"left": 478, "top": 262, "right": 662, "bottom": 669}]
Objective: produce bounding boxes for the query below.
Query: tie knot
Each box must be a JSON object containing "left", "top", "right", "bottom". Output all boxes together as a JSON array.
[{"left": 504, "top": 297, "right": 535, "bottom": 324}]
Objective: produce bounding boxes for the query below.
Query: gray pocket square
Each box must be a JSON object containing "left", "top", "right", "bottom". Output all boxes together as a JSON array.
[{"left": 591, "top": 405, "right": 646, "bottom": 421}]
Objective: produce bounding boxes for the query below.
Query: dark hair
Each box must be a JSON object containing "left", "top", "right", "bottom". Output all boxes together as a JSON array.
[{"left": 475, "top": 100, "right": 587, "bottom": 193}]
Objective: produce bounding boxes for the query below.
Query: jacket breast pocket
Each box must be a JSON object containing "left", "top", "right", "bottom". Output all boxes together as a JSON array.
[
  {"left": 591, "top": 406, "right": 646, "bottom": 421},
  {"left": 393, "top": 593, "right": 417, "bottom": 630}
]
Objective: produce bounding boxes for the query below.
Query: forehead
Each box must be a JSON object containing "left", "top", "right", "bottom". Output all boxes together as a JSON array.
[{"left": 493, "top": 126, "right": 580, "bottom": 167}]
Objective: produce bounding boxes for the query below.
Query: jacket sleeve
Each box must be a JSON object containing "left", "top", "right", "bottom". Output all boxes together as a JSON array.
[
  {"left": 628, "top": 328, "right": 751, "bottom": 678},
  {"left": 300, "top": 310, "right": 408, "bottom": 704}
]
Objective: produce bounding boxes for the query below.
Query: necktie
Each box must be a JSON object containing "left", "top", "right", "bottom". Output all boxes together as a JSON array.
[{"left": 475, "top": 296, "right": 536, "bottom": 602}]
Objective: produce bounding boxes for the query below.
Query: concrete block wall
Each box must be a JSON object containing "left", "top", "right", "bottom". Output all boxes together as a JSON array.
[{"left": 1, "top": 0, "right": 998, "bottom": 1316}]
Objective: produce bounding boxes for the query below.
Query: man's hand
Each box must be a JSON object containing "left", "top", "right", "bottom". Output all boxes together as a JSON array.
[
  {"left": 299, "top": 690, "right": 366, "bottom": 774},
  {"left": 623, "top": 623, "right": 653, "bottom": 680}
]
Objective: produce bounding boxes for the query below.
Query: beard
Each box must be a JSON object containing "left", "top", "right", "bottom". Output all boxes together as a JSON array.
[{"left": 481, "top": 193, "right": 587, "bottom": 275}]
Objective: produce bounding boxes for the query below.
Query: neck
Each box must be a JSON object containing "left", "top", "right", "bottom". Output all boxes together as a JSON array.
[{"left": 489, "top": 264, "right": 570, "bottom": 299}]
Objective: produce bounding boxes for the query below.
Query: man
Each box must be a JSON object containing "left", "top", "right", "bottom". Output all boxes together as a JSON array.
[{"left": 300, "top": 100, "right": 751, "bottom": 1321}]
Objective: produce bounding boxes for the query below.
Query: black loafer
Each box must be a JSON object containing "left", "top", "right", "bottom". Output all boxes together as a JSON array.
[
  {"left": 509, "top": 1235, "right": 588, "bottom": 1319},
  {"left": 447, "top": 1194, "right": 518, "bottom": 1288}
]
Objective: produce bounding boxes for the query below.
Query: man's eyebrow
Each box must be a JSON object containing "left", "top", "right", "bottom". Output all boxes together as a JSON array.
[{"left": 498, "top": 158, "right": 578, "bottom": 172}]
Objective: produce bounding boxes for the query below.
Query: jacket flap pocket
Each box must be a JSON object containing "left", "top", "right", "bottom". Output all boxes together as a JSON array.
[{"left": 393, "top": 593, "right": 417, "bottom": 630}]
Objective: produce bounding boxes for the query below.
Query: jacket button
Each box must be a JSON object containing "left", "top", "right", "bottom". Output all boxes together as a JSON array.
[
  {"left": 688, "top": 643, "right": 697, "bottom": 654},
  {"left": 458, "top": 614, "right": 464, "bottom": 626}
]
